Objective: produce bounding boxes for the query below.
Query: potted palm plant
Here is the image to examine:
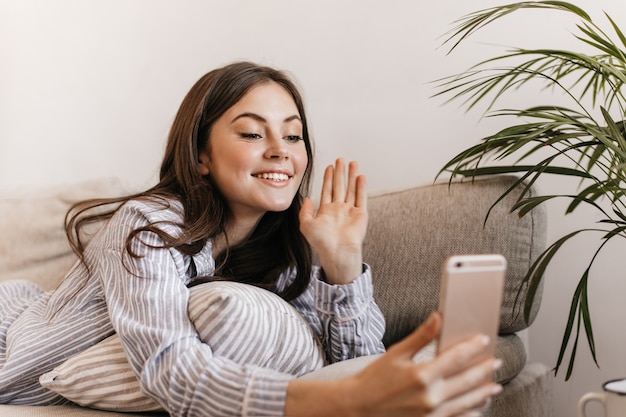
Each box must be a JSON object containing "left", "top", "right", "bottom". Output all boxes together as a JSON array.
[{"left": 434, "top": 1, "right": 626, "bottom": 380}]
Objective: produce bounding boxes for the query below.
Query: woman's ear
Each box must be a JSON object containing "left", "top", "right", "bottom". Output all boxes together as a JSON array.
[{"left": 198, "top": 150, "right": 210, "bottom": 176}]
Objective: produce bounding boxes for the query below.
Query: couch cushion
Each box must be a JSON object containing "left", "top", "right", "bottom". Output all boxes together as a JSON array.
[
  {"left": 494, "top": 334, "right": 527, "bottom": 384},
  {"left": 40, "top": 281, "right": 325, "bottom": 412},
  {"left": 485, "top": 362, "right": 553, "bottom": 417},
  {"left": 0, "top": 178, "right": 127, "bottom": 291},
  {"left": 299, "top": 334, "right": 525, "bottom": 386},
  {"left": 364, "top": 176, "right": 546, "bottom": 347},
  {"left": 299, "top": 340, "right": 435, "bottom": 381}
]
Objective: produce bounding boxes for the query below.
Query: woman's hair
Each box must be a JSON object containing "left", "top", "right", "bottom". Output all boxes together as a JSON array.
[{"left": 66, "top": 62, "right": 314, "bottom": 301}]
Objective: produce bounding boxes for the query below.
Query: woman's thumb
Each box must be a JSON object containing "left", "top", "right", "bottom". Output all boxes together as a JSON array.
[
  {"left": 299, "top": 197, "right": 315, "bottom": 222},
  {"left": 389, "top": 312, "right": 441, "bottom": 359}
]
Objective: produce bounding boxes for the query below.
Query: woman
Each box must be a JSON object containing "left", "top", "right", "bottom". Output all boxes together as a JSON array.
[{"left": 0, "top": 61, "right": 501, "bottom": 416}]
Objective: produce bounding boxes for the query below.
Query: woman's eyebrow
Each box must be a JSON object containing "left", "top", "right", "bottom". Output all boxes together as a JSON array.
[
  {"left": 283, "top": 115, "right": 302, "bottom": 123},
  {"left": 231, "top": 112, "right": 301, "bottom": 124}
]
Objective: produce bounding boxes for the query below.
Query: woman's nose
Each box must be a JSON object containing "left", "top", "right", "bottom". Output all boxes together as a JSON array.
[{"left": 264, "top": 135, "right": 289, "bottom": 159}]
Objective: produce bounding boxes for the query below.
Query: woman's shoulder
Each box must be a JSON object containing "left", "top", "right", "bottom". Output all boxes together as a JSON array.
[
  {"left": 84, "top": 195, "right": 187, "bottom": 251},
  {"left": 120, "top": 195, "right": 184, "bottom": 222},
  {"left": 106, "top": 196, "right": 185, "bottom": 237}
]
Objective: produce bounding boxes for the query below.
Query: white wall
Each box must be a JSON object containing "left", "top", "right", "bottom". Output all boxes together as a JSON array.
[{"left": 2, "top": 1, "right": 626, "bottom": 416}]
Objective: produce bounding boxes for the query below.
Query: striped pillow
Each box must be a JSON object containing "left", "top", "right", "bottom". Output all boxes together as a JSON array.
[
  {"left": 39, "top": 335, "right": 163, "bottom": 412},
  {"left": 39, "top": 281, "right": 325, "bottom": 412}
]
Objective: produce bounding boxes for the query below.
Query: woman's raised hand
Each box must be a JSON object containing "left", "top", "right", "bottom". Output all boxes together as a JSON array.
[{"left": 299, "top": 158, "right": 368, "bottom": 284}]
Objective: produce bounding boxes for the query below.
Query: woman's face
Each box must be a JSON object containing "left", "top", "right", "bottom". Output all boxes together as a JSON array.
[{"left": 198, "top": 81, "right": 308, "bottom": 226}]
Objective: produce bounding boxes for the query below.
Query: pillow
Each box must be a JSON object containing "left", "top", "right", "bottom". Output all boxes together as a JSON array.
[
  {"left": 188, "top": 281, "right": 325, "bottom": 375},
  {"left": 40, "top": 281, "right": 325, "bottom": 412},
  {"left": 39, "top": 335, "right": 163, "bottom": 412}
]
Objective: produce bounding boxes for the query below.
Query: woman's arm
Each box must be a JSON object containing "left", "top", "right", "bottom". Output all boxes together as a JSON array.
[
  {"left": 297, "top": 158, "right": 385, "bottom": 361},
  {"left": 296, "top": 160, "right": 502, "bottom": 416},
  {"left": 285, "top": 313, "right": 503, "bottom": 417},
  {"left": 289, "top": 265, "right": 386, "bottom": 363}
]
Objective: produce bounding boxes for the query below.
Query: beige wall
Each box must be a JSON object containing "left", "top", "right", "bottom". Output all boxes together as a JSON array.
[{"left": 2, "top": 1, "right": 626, "bottom": 416}]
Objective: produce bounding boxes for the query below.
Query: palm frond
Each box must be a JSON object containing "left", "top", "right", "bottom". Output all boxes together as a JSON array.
[
  {"left": 443, "top": 1, "right": 591, "bottom": 53},
  {"left": 606, "top": 13, "right": 626, "bottom": 49},
  {"left": 435, "top": 1, "right": 626, "bottom": 378}
]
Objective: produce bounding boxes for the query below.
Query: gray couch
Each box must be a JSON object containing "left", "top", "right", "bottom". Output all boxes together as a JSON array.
[{"left": 0, "top": 175, "right": 551, "bottom": 416}]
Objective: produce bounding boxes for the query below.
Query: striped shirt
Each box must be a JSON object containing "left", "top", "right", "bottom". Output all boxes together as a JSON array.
[{"left": 0, "top": 198, "right": 386, "bottom": 416}]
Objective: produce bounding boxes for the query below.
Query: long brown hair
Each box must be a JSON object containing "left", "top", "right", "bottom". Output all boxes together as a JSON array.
[{"left": 66, "top": 62, "right": 314, "bottom": 301}]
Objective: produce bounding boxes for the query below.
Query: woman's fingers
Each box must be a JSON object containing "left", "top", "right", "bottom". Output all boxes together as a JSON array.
[
  {"left": 319, "top": 164, "right": 334, "bottom": 205},
  {"left": 332, "top": 158, "right": 346, "bottom": 202},
  {"left": 418, "top": 336, "right": 502, "bottom": 416},
  {"left": 389, "top": 313, "right": 502, "bottom": 413},
  {"left": 320, "top": 158, "right": 364, "bottom": 206},
  {"left": 299, "top": 197, "right": 315, "bottom": 223},
  {"left": 423, "top": 333, "right": 491, "bottom": 381},
  {"left": 449, "top": 357, "right": 502, "bottom": 392},
  {"left": 345, "top": 160, "right": 358, "bottom": 205},
  {"left": 432, "top": 380, "right": 502, "bottom": 417},
  {"left": 414, "top": 356, "right": 500, "bottom": 416},
  {"left": 355, "top": 174, "right": 367, "bottom": 209},
  {"left": 345, "top": 313, "right": 502, "bottom": 417}
]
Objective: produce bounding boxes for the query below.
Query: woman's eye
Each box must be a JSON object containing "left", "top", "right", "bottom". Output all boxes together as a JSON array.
[
  {"left": 240, "top": 133, "right": 262, "bottom": 139},
  {"left": 285, "top": 135, "right": 303, "bottom": 142}
]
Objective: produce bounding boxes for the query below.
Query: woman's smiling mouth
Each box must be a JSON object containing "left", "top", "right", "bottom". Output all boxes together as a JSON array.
[{"left": 253, "top": 172, "right": 291, "bottom": 182}]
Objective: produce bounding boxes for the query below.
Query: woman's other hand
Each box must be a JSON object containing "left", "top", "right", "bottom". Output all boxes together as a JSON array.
[
  {"left": 299, "top": 158, "right": 368, "bottom": 284},
  {"left": 347, "top": 312, "right": 502, "bottom": 416},
  {"left": 285, "top": 312, "right": 502, "bottom": 417}
]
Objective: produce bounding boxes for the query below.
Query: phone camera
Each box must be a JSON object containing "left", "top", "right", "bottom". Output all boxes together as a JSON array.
[{"left": 455, "top": 261, "right": 463, "bottom": 268}]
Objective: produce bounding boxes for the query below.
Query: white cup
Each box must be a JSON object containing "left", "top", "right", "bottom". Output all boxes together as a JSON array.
[{"left": 578, "top": 379, "right": 626, "bottom": 417}]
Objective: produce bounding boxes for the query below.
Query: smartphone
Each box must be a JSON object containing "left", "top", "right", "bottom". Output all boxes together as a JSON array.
[{"left": 436, "top": 254, "right": 506, "bottom": 362}]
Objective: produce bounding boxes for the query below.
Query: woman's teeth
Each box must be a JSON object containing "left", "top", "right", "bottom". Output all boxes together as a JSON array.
[{"left": 254, "top": 173, "right": 289, "bottom": 181}]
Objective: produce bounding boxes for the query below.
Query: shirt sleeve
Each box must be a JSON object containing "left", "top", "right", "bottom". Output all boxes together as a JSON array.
[
  {"left": 288, "top": 265, "right": 386, "bottom": 364},
  {"left": 93, "top": 200, "right": 294, "bottom": 417}
]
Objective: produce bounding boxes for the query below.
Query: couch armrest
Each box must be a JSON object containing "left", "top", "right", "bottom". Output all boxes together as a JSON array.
[{"left": 364, "top": 175, "right": 547, "bottom": 347}]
